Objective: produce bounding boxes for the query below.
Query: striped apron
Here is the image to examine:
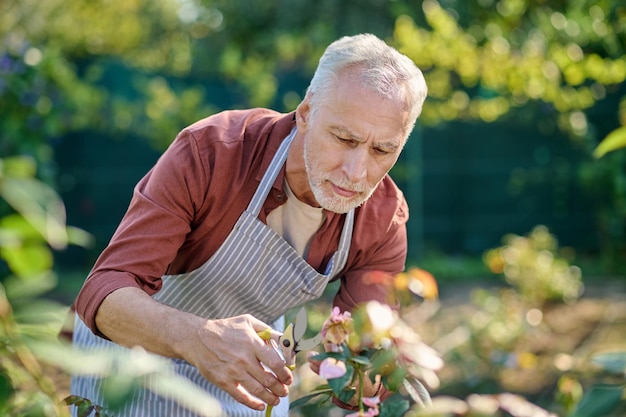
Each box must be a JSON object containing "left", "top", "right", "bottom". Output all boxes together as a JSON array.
[{"left": 71, "top": 127, "right": 355, "bottom": 417}]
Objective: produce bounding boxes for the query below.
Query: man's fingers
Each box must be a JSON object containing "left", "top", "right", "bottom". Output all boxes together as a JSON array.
[
  {"left": 256, "top": 342, "right": 293, "bottom": 386},
  {"left": 307, "top": 351, "right": 321, "bottom": 374},
  {"left": 225, "top": 384, "right": 267, "bottom": 411},
  {"left": 231, "top": 373, "right": 284, "bottom": 410}
]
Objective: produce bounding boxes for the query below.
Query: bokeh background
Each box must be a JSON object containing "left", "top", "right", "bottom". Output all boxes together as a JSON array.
[{"left": 1, "top": 0, "right": 625, "bottom": 416}]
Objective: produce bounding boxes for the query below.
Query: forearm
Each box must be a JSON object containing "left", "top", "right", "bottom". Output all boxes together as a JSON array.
[
  {"left": 95, "top": 287, "right": 203, "bottom": 360},
  {"left": 94, "top": 286, "right": 293, "bottom": 411}
]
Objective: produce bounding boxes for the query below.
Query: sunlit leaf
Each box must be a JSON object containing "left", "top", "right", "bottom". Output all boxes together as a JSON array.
[
  {"left": 0, "top": 177, "right": 68, "bottom": 249},
  {"left": 31, "top": 343, "right": 223, "bottom": 417},
  {"left": 593, "top": 126, "right": 626, "bottom": 158},
  {"left": 0, "top": 246, "right": 53, "bottom": 278},
  {"left": 0, "top": 156, "right": 37, "bottom": 179},
  {"left": 66, "top": 226, "right": 95, "bottom": 248}
]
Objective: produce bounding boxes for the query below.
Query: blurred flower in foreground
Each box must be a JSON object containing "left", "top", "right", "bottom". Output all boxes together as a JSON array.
[
  {"left": 397, "top": 268, "right": 439, "bottom": 300},
  {"left": 295, "top": 269, "right": 443, "bottom": 416},
  {"left": 363, "top": 268, "right": 439, "bottom": 307}
]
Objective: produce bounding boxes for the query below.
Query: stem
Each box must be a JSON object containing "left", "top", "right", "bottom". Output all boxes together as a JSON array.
[{"left": 356, "top": 365, "right": 365, "bottom": 412}]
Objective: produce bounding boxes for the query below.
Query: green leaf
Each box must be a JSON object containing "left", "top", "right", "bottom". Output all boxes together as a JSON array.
[
  {"left": 336, "top": 387, "right": 357, "bottom": 404},
  {"left": 379, "top": 399, "right": 410, "bottom": 417},
  {"left": 350, "top": 355, "right": 371, "bottom": 367},
  {"left": 370, "top": 349, "right": 397, "bottom": 376},
  {"left": 64, "top": 395, "right": 85, "bottom": 406},
  {"left": 593, "top": 126, "right": 626, "bottom": 158},
  {"left": 309, "top": 352, "right": 332, "bottom": 362},
  {"left": 4, "top": 272, "right": 57, "bottom": 300},
  {"left": 289, "top": 389, "right": 333, "bottom": 409},
  {"left": 383, "top": 367, "right": 407, "bottom": 392},
  {"left": 569, "top": 384, "right": 624, "bottom": 417},
  {"left": 148, "top": 371, "right": 223, "bottom": 416},
  {"left": 310, "top": 349, "right": 351, "bottom": 363},
  {"left": 0, "top": 177, "right": 68, "bottom": 250},
  {"left": 101, "top": 374, "right": 140, "bottom": 411},
  {"left": 328, "top": 362, "right": 355, "bottom": 394},
  {"left": 592, "top": 351, "right": 626, "bottom": 375},
  {"left": 1, "top": 245, "right": 53, "bottom": 279},
  {"left": 77, "top": 402, "right": 95, "bottom": 417},
  {"left": 0, "top": 156, "right": 37, "bottom": 179},
  {"left": 0, "top": 371, "right": 13, "bottom": 406}
]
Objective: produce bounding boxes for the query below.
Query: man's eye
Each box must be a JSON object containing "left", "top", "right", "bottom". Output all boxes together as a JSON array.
[
  {"left": 336, "top": 136, "right": 353, "bottom": 144},
  {"left": 374, "top": 147, "right": 390, "bottom": 155}
]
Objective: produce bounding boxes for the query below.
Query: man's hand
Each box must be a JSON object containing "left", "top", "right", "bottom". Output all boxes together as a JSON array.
[
  {"left": 190, "top": 314, "right": 293, "bottom": 412},
  {"left": 95, "top": 288, "right": 292, "bottom": 412}
]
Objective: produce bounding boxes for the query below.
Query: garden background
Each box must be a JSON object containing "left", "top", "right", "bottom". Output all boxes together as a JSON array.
[{"left": 1, "top": 0, "right": 625, "bottom": 416}]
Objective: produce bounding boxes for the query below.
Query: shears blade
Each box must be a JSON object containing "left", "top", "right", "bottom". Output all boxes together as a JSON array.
[
  {"left": 296, "top": 332, "right": 322, "bottom": 351},
  {"left": 291, "top": 307, "right": 322, "bottom": 352}
]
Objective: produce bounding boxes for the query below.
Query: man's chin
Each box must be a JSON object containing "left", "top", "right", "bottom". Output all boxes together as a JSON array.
[{"left": 320, "top": 197, "right": 366, "bottom": 214}]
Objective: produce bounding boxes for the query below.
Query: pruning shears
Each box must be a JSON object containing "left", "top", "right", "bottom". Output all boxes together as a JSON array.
[
  {"left": 257, "top": 307, "right": 322, "bottom": 416},
  {"left": 258, "top": 307, "right": 322, "bottom": 370}
]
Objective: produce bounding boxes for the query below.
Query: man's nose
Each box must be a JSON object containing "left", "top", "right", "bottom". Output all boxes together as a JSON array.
[{"left": 343, "top": 149, "right": 368, "bottom": 182}]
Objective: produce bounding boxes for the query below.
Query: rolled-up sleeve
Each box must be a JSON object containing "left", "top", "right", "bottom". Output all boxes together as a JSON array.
[{"left": 74, "top": 130, "right": 208, "bottom": 336}]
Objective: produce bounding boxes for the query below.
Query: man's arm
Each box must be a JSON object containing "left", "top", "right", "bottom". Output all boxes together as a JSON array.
[{"left": 95, "top": 286, "right": 293, "bottom": 412}]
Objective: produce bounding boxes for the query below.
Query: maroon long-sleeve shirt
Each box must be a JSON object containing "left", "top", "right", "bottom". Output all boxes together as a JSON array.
[{"left": 74, "top": 108, "right": 409, "bottom": 335}]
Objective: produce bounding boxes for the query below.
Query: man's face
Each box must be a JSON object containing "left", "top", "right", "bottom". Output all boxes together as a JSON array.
[{"left": 301, "top": 71, "right": 410, "bottom": 213}]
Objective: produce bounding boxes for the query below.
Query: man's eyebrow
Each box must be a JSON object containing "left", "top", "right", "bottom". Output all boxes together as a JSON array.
[
  {"left": 377, "top": 141, "right": 400, "bottom": 152},
  {"left": 330, "top": 124, "right": 401, "bottom": 151},
  {"left": 329, "top": 125, "right": 362, "bottom": 141}
]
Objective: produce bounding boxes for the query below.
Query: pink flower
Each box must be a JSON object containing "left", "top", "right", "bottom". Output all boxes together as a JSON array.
[
  {"left": 321, "top": 306, "right": 353, "bottom": 346},
  {"left": 362, "top": 396, "right": 380, "bottom": 408},
  {"left": 346, "top": 408, "right": 379, "bottom": 417},
  {"left": 344, "top": 397, "right": 380, "bottom": 416},
  {"left": 318, "top": 357, "right": 347, "bottom": 379}
]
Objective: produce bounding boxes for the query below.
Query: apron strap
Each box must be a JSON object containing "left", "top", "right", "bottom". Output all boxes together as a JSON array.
[
  {"left": 247, "top": 127, "right": 297, "bottom": 216},
  {"left": 246, "top": 125, "right": 355, "bottom": 279}
]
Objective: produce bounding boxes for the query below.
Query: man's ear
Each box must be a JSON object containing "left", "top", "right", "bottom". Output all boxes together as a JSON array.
[{"left": 295, "top": 93, "right": 311, "bottom": 128}]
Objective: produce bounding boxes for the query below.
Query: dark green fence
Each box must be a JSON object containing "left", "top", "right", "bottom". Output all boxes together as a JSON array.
[{"left": 54, "top": 117, "right": 598, "bottom": 270}]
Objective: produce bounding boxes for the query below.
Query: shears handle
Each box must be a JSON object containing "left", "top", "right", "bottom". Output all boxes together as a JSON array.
[
  {"left": 257, "top": 329, "right": 295, "bottom": 370},
  {"left": 256, "top": 330, "right": 292, "bottom": 417}
]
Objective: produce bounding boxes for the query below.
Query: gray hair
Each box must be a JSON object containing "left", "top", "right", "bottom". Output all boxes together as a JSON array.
[{"left": 307, "top": 33, "right": 427, "bottom": 136}]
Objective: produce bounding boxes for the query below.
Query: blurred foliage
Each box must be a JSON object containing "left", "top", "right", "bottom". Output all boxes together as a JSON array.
[
  {"left": 0, "top": 157, "right": 224, "bottom": 416},
  {"left": 483, "top": 225, "right": 583, "bottom": 305},
  {"left": 2, "top": 0, "right": 626, "bottom": 260},
  {"left": 2, "top": 0, "right": 626, "bottom": 415},
  {"left": 406, "top": 225, "right": 626, "bottom": 417},
  {"left": 395, "top": 0, "right": 626, "bottom": 132},
  {"left": 0, "top": 156, "right": 87, "bottom": 416}
]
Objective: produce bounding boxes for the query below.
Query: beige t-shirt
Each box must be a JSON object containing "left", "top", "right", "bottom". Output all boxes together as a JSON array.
[{"left": 266, "top": 179, "right": 325, "bottom": 258}]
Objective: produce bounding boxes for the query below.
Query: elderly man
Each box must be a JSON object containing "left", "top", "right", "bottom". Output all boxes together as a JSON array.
[{"left": 70, "top": 33, "right": 427, "bottom": 416}]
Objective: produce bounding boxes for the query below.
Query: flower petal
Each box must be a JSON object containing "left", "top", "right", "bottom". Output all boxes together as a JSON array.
[{"left": 319, "top": 358, "right": 347, "bottom": 379}]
